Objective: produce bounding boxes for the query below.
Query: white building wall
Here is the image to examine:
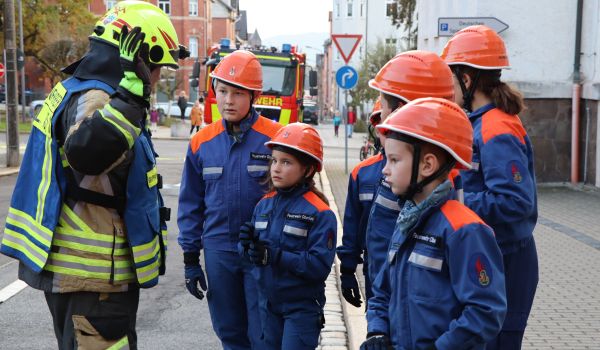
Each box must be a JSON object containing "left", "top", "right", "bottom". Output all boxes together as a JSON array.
[{"left": 416, "top": 0, "right": 600, "bottom": 100}]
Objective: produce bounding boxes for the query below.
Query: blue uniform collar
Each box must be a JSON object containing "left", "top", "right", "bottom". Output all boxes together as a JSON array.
[
  {"left": 221, "top": 108, "right": 259, "bottom": 134},
  {"left": 469, "top": 103, "right": 495, "bottom": 121}
]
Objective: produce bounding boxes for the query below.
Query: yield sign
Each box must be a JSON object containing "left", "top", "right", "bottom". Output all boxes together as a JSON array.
[{"left": 332, "top": 34, "right": 362, "bottom": 64}]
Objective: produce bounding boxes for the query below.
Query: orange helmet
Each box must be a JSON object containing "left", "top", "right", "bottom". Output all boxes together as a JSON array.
[
  {"left": 377, "top": 97, "right": 473, "bottom": 169},
  {"left": 441, "top": 25, "right": 510, "bottom": 70},
  {"left": 265, "top": 123, "right": 324, "bottom": 171},
  {"left": 368, "top": 50, "right": 454, "bottom": 103},
  {"left": 369, "top": 96, "right": 382, "bottom": 126},
  {"left": 210, "top": 50, "right": 263, "bottom": 91}
]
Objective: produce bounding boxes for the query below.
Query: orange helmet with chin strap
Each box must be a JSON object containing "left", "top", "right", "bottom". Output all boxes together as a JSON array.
[
  {"left": 441, "top": 25, "right": 510, "bottom": 70},
  {"left": 369, "top": 96, "right": 383, "bottom": 126},
  {"left": 368, "top": 50, "right": 455, "bottom": 103},
  {"left": 210, "top": 50, "right": 263, "bottom": 97},
  {"left": 265, "top": 123, "right": 324, "bottom": 172}
]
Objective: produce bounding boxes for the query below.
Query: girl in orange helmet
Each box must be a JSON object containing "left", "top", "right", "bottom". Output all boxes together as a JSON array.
[
  {"left": 442, "top": 25, "right": 538, "bottom": 350},
  {"left": 238, "top": 123, "right": 337, "bottom": 349}
]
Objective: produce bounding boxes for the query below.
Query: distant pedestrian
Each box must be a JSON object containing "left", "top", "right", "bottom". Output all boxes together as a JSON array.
[
  {"left": 190, "top": 97, "right": 203, "bottom": 135},
  {"left": 347, "top": 106, "right": 356, "bottom": 138},
  {"left": 150, "top": 106, "right": 159, "bottom": 133},
  {"left": 333, "top": 110, "right": 341, "bottom": 137},
  {"left": 442, "top": 25, "right": 538, "bottom": 350},
  {"left": 177, "top": 90, "right": 188, "bottom": 121}
]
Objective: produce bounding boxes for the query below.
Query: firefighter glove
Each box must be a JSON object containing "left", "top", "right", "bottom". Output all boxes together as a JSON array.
[
  {"left": 184, "top": 252, "right": 207, "bottom": 300},
  {"left": 340, "top": 267, "right": 362, "bottom": 308},
  {"left": 118, "top": 26, "right": 151, "bottom": 105},
  {"left": 360, "top": 333, "right": 392, "bottom": 350},
  {"left": 249, "top": 241, "right": 278, "bottom": 266},
  {"left": 239, "top": 222, "right": 256, "bottom": 254}
]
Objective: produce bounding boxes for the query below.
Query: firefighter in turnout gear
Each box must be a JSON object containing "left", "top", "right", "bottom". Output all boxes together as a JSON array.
[{"left": 0, "top": 2, "right": 188, "bottom": 349}]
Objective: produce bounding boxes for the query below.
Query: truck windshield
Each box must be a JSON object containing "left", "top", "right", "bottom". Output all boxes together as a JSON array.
[{"left": 262, "top": 65, "right": 296, "bottom": 96}]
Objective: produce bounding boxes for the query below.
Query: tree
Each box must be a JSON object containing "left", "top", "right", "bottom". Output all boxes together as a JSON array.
[
  {"left": 0, "top": 0, "right": 96, "bottom": 83},
  {"left": 349, "top": 40, "right": 397, "bottom": 111},
  {"left": 155, "top": 69, "right": 185, "bottom": 116},
  {"left": 389, "top": 0, "right": 417, "bottom": 50}
]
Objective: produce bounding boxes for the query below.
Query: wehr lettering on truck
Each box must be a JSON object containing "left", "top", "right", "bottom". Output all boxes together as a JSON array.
[{"left": 202, "top": 39, "right": 306, "bottom": 125}]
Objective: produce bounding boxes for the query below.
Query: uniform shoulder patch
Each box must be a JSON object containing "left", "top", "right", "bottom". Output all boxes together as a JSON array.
[
  {"left": 191, "top": 121, "right": 225, "bottom": 153},
  {"left": 506, "top": 161, "right": 525, "bottom": 183},
  {"left": 303, "top": 191, "right": 330, "bottom": 212},
  {"left": 440, "top": 200, "right": 485, "bottom": 232},
  {"left": 468, "top": 253, "right": 492, "bottom": 287},
  {"left": 351, "top": 153, "right": 384, "bottom": 180},
  {"left": 481, "top": 108, "right": 527, "bottom": 145}
]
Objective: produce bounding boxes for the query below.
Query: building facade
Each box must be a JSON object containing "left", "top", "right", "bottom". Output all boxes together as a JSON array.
[{"left": 417, "top": 0, "right": 599, "bottom": 186}]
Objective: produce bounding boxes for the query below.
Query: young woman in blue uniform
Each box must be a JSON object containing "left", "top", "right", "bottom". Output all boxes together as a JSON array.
[
  {"left": 442, "top": 25, "right": 539, "bottom": 350},
  {"left": 362, "top": 98, "right": 507, "bottom": 350},
  {"left": 239, "top": 123, "right": 337, "bottom": 350}
]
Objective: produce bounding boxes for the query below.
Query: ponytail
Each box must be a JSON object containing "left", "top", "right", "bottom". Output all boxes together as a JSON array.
[{"left": 459, "top": 65, "right": 526, "bottom": 115}]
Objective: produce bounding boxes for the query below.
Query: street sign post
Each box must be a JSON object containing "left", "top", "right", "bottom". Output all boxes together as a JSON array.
[
  {"left": 336, "top": 66, "right": 358, "bottom": 90},
  {"left": 0, "top": 63, "right": 4, "bottom": 78},
  {"left": 438, "top": 17, "right": 509, "bottom": 37},
  {"left": 331, "top": 34, "right": 362, "bottom": 64}
]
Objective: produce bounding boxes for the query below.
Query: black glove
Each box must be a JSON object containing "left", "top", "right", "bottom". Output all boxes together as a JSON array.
[
  {"left": 239, "top": 222, "right": 255, "bottom": 254},
  {"left": 183, "top": 252, "right": 207, "bottom": 300},
  {"left": 248, "top": 240, "right": 276, "bottom": 266},
  {"left": 360, "top": 333, "right": 392, "bottom": 350},
  {"left": 118, "top": 26, "right": 151, "bottom": 105},
  {"left": 340, "top": 267, "right": 362, "bottom": 308}
]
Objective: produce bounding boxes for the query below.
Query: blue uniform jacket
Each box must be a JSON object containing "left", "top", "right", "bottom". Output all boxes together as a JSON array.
[
  {"left": 461, "top": 104, "right": 537, "bottom": 253},
  {"left": 245, "top": 186, "right": 337, "bottom": 305},
  {"left": 367, "top": 191, "right": 506, "bottom": 350},
  {"left": 336, "top": 154, "right": 385, "bottom": 270},
  {"left": 365, "top": 168, "right": 402, "bottom": 289},
  {"left": 178, "top": 110, "right": 282, "bottom": 253}
]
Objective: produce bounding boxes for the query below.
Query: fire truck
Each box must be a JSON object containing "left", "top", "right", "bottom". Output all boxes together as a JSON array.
[{"left": 201, "top": 39, "right": 308, "bottom": 125}]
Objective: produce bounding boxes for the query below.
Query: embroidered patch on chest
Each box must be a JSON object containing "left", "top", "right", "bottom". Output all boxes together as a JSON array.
[
  {"left": 286, "top": 212, "right": 315, "bottom": 224},
  {"left": 250, "top": 152, "right": 272, "bottom": 161},
  {"left": 468, "top": 253, "right": 492, "bottom": 287}
]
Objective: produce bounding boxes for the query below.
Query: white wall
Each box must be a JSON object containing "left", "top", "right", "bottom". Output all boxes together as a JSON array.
[{"left": 416, "top": 0, "right": 600, "bottom": 100}]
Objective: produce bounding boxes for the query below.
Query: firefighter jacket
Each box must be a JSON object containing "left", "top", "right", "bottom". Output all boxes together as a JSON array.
[
  {"left": 336, "top": 153, "right": 385, "bottom": 271},
  {"left": 1, "top": 77, "right": 167, "bottom": 292},
  {"left": 243, "top": 186, "right": 337, "bottom": 305},
  {"left": 367, "top": 182, "right": 506, "bottom": 349},
  {"left": 178, "top": 110, "right": 282, "bottom": 253},
  {"left": 364, "top": 159, "right": 402, "bottom": 289},
  {"left": 461, "top": 104, "right": 538, "bottom": 254}
]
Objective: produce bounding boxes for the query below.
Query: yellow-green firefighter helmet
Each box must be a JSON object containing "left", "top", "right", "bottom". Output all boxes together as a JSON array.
[{"left": 92, "top": 0, "right": 181, "bottom": 68}]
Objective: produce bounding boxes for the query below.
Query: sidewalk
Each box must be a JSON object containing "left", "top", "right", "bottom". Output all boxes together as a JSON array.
[{"left": 322, "top": 125, "right": 600, "bottom": 349}]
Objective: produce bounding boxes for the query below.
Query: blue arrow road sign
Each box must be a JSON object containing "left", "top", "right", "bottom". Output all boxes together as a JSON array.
[{"left": 336, "top": 66, "right": 358, "bottom": 90}]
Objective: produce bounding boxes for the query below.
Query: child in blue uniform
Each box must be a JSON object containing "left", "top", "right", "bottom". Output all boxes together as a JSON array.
[
  {"left": 362, "top": 98, "right": 507, "bottom": 350},
  {"left": 239, "top": 123, "right": 337, "bottom": 350},
  {"left": 442, "top": 25, "right": 539, "bottom": 349},
  {"left": 337, "top": 51, "right": 455, "bottom": 309}
]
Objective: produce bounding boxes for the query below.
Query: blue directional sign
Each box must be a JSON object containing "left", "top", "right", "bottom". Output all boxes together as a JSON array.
[{"left": 336, "top": 65, "right": 358, "bottom": 90}]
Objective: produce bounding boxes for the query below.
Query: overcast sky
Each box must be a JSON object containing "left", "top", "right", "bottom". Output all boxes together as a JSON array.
[{"left": 241, "top": 0, "right": 333, "bottom": 39}]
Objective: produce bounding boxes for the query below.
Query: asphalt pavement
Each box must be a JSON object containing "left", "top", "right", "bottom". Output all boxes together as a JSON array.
[{"left": 2, "top": 123, "right": 600, "bottom": 349}]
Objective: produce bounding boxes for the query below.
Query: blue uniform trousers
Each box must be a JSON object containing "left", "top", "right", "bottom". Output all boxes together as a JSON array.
[
  {"left": 204, "top": 249, "right": 263, "bottom": 350},
  {"left": 487, "top": 237, "right": 539, "bottom": 350},
  {"left": 259, "top": 298, "right": 322, "bottom": 350}
]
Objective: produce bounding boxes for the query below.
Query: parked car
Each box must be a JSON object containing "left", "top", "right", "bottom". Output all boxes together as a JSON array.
[
  {"left": 302, "top": 103, "right": 319, "bottom": 125},
  {"left": 155, "top": 101, "right": 193, "bottom": 119}
]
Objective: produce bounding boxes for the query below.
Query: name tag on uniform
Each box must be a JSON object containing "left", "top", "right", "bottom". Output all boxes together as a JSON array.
[
  {"left": 411, "top": 232, "right": 444, "bottom": 248},
  {"left": 286, "top": 212, "right": 315, "bottom": 224},
  {"left": 251, "top": 152, "right": 272, "bottom": 161}
]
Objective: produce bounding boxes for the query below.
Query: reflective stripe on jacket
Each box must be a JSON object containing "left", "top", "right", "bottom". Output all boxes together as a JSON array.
[
  {"left": 178, "top": 110, "right": 282, "bottom": 253},
  {"left": 1, "top": 77, "right": 167, "bottom": 290}
]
